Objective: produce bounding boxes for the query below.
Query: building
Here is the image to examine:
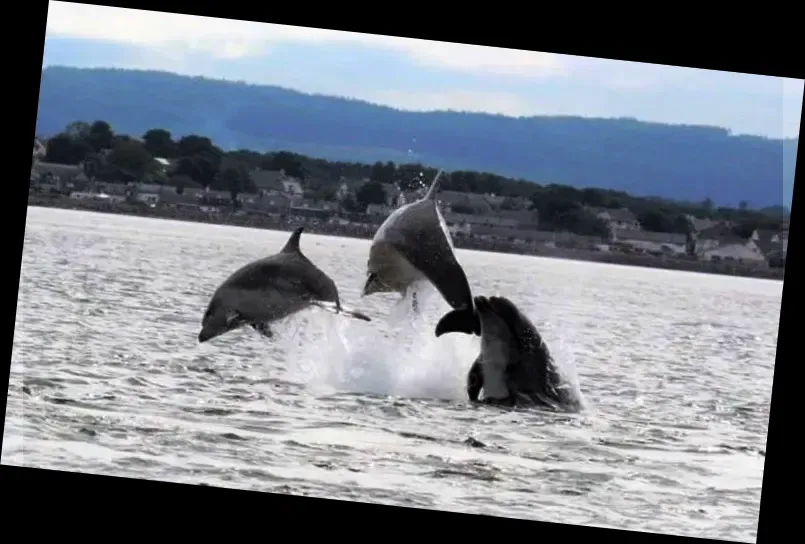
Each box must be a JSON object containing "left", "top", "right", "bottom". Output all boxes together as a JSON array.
[
  {"left": 437, "top": 191, "right": 494, "bottom": 215},
  {"left": 700, "top": 236, "right": 766, "bottom": 263},
  {"left": 31, "top": 162, "right": 87, "bottom": 188},
  {"left": 586, "top": 206, "right": 641, "bottom": 231},
  {"left": 380, "top": 183, "right": 402, "bottom": 207},
  {"left": 612, "top": 229, "right": 688, "bottom": 255}
]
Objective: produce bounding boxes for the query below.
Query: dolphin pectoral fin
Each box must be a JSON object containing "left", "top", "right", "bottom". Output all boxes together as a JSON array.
[
  {"left": 310, "top": 301, "right": 372, "bottom": 322},
  {"left": 434, "top": 308, "right": 481, "bottom": 337}
]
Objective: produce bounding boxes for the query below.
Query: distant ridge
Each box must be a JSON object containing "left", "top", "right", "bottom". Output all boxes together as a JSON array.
[{"left": 36, "top": 65, "right": 798, "bottom": 208}]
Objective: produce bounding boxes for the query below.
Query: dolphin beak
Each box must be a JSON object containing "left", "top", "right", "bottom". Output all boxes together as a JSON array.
[
  {"left": 474, "top": 296, "right": 490, "bottom": 312},
  {"left": 198, "top": 328, "right": 216, "bottom": 344},
  {"left": 362, "top": 273, "right": 382, "bottom": 296}
]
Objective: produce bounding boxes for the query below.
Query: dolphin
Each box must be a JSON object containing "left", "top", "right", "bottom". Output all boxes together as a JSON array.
[
  {"left": 198, "top": 226, "right": 371, "bottom": 343},
  {"left": 362, "top": 170, "right": 480, "bottom": 336},
  {"left": 437, "top": 295, "right": 582, "bottom": 411}
]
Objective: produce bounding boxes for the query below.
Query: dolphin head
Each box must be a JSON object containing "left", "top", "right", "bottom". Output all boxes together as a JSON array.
[
  {"left": 197, "top": 289, "right": 244, "bottom": 344},
  {"left": 474, "top": 296, "right": 520, "bottom": 363}
]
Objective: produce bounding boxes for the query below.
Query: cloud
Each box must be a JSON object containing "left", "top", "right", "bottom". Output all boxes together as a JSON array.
[
  {"left": 46, "top": 1, "right": 565, "bottom": 77},
  {"left": 43, "top": 2, "right": 804, "bottom": 138}
]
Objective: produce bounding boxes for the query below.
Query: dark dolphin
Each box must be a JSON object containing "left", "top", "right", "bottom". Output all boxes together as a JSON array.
[
  {"left": 437, "top": 295, "right": 582, "bottom": 411},
  {"left": 198, "top": 227, "right": 371, "bottom": 343}
]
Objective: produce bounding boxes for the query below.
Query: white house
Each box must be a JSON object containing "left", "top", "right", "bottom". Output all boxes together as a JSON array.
[
  {"left": 701, "top": 238, "right": 765, "bottom": 262},
  {"left": 587, "top": 206, "right": 642, "bottom": 231},
  {"left": 613, "top": 229, "right": 688, "bottom": 255},
  {"left": 282, "top": 179, "right": 303, "bottom": 196}
]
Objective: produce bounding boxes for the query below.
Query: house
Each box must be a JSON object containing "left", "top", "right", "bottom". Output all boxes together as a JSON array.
[
  {"left": 689, "top": 223, "right": 765, "bottom": 263},
  {"left": 290, "top": 205, "right": 334, "bottom": 221},
  {"left": 444, "top": 212, "right": 519, "bottom": 231},
  {"left": 586, "top": 206, "right": 641, "bottom": 231},
  {"left": 751, "top": 228, "right": 788, "bottom": 262},
  {"left": 159, "top": 188, "right": 200, "bottom": 207},
  {"left": 93, "top": 182, "right": 131, "bottom": 200},
  {"left": 250, "top": 169, "right": 285, "bottom": 193},
  {"left": 31, "top": 162, "right": 87, "bottom": 187},
  {"left": 249, "top": 168, "right": 303, "bottom": 196},
  {"left": 33, "top": 138, "right": 47, "bottom": 163},
  {"left": 613, "top": 229, "right": 688, "bottom": 255},
  {"left": 334, "top": 178, "right": 367, "bottom": 202},
  {"left": 437, "top": 191, "right": 494, "bottom": 215},
  {"left": 693, "top": 222, "right": 737, "bottom": 253},
  {"left": 135, "top": 192, "right": 160, "bottom": 205},
  {"left": 243, "top": 193, "right": 292, "bottom": 215},
  {"left": 153, "top": 157, "right": 177, "bottom": 175},
  {"left": 381, "top": 183, "right": 402, "bottom": 207},
  {"left": 700, "top": 235, "right": 766, "bottom": 263},
  {"left": 282, "top": 179, "right": 303, "bottom": 196},
  {"left": 499, "top": 196, "right": 532, "bottom": 211},
  {"left": 685, "top": 215, "right": 722, "bottom": 233},
  {"left": 494, "top": 209, "right": 540, "bottom": 230},
  {"left": 366, "top": 203, "right": 396, "bottom": 217}
]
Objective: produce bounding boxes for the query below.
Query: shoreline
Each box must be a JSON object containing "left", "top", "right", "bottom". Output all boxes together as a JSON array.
[{"left": 26, "top": 195, "right": 785, "bottom": 282}]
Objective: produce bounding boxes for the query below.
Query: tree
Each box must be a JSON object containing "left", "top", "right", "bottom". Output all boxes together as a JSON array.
[
  {"left": 87, "top": 120, "right": 115, "bottom": 152},
  {"left": 174, "top": 135, "right": 223, "bottom": 186},
  {"left": 263, "top": 151, "right": 305, "bottom": 179},
  {"left": 529, "top": 186, "right": 581, "bottom": 230},
  {"left": 142, "top": 129, "right": 176, "bottom": 158},
  {"left": 371, "top": 161, "right": 397, "bottom": 183},
  {"left": 169, "top": 174, "right": 199, "bottom": 194},
  {"left": 64, "top": 121, "right": 91, "bottom": 141},
  {"left": 355, "top": 181, "right": 386, "bottom": 209},
  {"left": 107, "top": 140, "right": 155, "bottom": 181},
  {"left": 637, "top": 210, "right": 676, "bottom": 233},
  {"left": 580, "top": 187, "right": 607, "bottom": 207},
  {"left": 43, "top": 133, "right": 92, "bottom": 165},
  {"left": 220, "top": 166, "right": 250, "bottom": 202}
]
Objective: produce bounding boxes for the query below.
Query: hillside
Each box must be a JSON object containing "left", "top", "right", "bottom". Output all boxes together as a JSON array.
[{"left": 36, "top": 66, "right": 798, "bottom": 209}]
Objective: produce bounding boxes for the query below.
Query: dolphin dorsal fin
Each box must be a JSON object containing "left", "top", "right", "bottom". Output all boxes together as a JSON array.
[
  {"left": 423, "top": 170, "right": 444, "bottom": 201},
  {"left": 281, "top": 226, "right": 304, "bottom": 254}
]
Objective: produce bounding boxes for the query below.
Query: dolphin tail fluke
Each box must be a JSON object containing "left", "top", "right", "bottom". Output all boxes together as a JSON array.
[
  {"left": 310, "top": 300, "right": 372, "bottom": 322},
  {"left": 422, "top": 170, "right": 444, "bottom": 201},
  {"left": 434, "top": 307, "right": 481, "bottom": 337},
  {"left": 281, "top": 226, "right": 305, "bottom": 254}
]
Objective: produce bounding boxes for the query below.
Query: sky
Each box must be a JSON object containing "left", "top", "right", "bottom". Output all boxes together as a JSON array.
[{"left": 43, "top": 1, "right": 803, "bottom": 139}]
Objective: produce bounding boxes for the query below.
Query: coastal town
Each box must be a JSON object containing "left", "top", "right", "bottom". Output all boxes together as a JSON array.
[{"left": 29, "top": 128, "right": 789, "bottom": 280}]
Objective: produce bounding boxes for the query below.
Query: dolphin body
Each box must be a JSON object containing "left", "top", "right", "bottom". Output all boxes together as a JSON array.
[
  {"left": 437, "top": 295, "right": 582, "bottom": 411},
  {"left": 198, "top": 227, "right": 371, "bottom": 343},
  {"left": 362, "top": 171, "right": 480, "bottom": 336}
]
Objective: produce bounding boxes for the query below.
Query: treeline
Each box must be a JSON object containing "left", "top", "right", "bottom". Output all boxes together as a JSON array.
[
  {"left": 38, "top": 67, "right": 795, "bottom": 209},
  {"left": 38, "top": 119, "right": 787, "bottom": 237}
]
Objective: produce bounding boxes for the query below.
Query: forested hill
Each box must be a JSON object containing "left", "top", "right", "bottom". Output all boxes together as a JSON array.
[{"left": 36, "top": 66, "right": 797, "bottom": 209}]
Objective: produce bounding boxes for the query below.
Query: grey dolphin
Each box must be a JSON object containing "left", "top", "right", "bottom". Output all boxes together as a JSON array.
[
  {"left": 362, "top": 170, "right": 480, "bottom": 336},
  {"left": 437, "top": 295, "right": 582, "bottom": 411},
  {"left": 198, "top": 226, "right": 371, "bottom": 343}
]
